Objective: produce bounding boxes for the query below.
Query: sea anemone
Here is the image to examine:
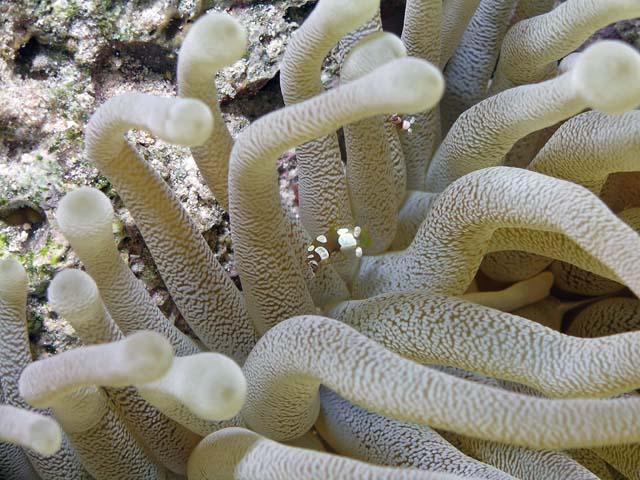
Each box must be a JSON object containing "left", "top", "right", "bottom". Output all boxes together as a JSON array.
[{"left": 2, "top": 1, "right": 640, "bottom": 479}]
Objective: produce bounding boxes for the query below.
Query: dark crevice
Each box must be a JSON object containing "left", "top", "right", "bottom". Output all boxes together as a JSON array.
[
  {"left": 14, "top": 35, "right": 42, "bottom": 77},
  {"left": 285, "top": 2, "right": 317, "bottom": 23},
  {"left": 163, "top": 14, "right": 184, "bottom": 40}
]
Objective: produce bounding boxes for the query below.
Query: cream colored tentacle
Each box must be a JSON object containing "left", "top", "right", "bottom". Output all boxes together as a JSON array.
[
  {"left": 353, "top": 168, "right": 640, "bottom": 299},
  {"left": 280, "top": 0, "right": 378, "bottom": 238},
  {"left": 229, "top": 58, "right": 443, "bottom": 333},
  {"left": 568, "top": 297, "right": 640, "bottom": 339},
  {"left": 496, "top": 0, "right": 640, "bottom": 87},
  {"left": 330, "top": 291, "right": 640, "bottom": 398},
  {"left": 459, "top": 271, "right": 553, "bottom": 312},
  {"left": 444, "top": 432, "right": 601, "bottom": 480},
  {"left": 242, "top": 315, "right": 640, "bottom": 449},
  {"left": 0, "top": 257, "right": 88, "bottom": 480},
  {"left": 399, "top": 0, "right": 443, "bottom": 185},
  {"left": 529, "top": 111, "right": 640, "bottom": 193},
  {"left": 19, "top": 334, "right": 173, "bottom": 480},
  {"left": 510, "top": 0, "right": 556, "bottom": 23},
  {"left": 48, "top": 269, "right": 201, "bottom": 475},
  {"left": 440, "top": 0, "right": 480, "bottom": 67},
  {"left": 85, "top": 92, "right": 255, "bottom": 363},
  {"left": 441, "top": 0, "right": 516, "bottom": 134},
  {"left": 341, "top": 32, "right": 407, "bottom": 253},
  {"left": 188, "top": 426, "right": 478, "bottom": 480},
  {"left": 177, "top": 12, "right": 247, "bottom": 210},
  {"left": 317, "top": 388, "right": 516, "bottom": 479},
  {"left": 390, "top": 190, "right": 438, "bottom": 251},
  {"left": 56, "top": 187, "right": 199, "bottom": 356},
  {"left": 0, "top": 405, "right": 61, "bottom": 457},
  {"left": 565, "top": 449, "right": 618, "bottom": 480},
  {"left": 428, "top": 41, "right": 640, "bottom": 192}
]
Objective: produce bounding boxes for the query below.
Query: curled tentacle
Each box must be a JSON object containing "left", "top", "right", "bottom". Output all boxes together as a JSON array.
[
  {"left": 317, "top": 387, "right": 515, "bottom": 479},
  {"left": 242, "top": 315, "right": 640, "bottom": 449},
  {"left": 354, "top": 168, "right": 640, "bottom": 300},
  {"left": 230, "top": 57, "right": 444, "bottom": 333},
  {"left": 85, "top": 92, "right": 255, "bottom": 363},
  {"left": 187, "top": 426, "right": 474, "bottom": 480},
  {"left": 330, "top": 291, "right": 640, "bottom": 398},
  {"left": 56, "top": 187, "right": 199, "bottom": 356},
  {"left": 428, "top": 41, "right": 640, "bottom": 191},
  {"left": 48, "top": 269, "right": 201, "bottom": 475},
  {"left": 177, "top": 12, "right": 247, "bottom": 210}
]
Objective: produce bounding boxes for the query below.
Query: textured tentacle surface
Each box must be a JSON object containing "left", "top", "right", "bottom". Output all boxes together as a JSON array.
[
  {"left": 331, "top": 291, "right": 640, "bottom": 398},
  {"left": 45, "top": 386, "right": 165, "bottom": 480},
  {"left": 0, "top": 257, "right": 88, "bottom": 480},
  {"left": 391, "top": 190, "right": 438, "bottom": 250},
  {"left": 399, "top": 0, "right": 442, "bottom": 184},
  {"left": 441, "top": 0, "right": 516, "bottom": 134},
  {"left": 428, "top": 41, "right": 640, "bottom": 192},
  {"left": 496, "top": 0, "right": 640, "bottom": 86},
  {"left": 85, "top": 93, "right": 255, "bottom": 363},
  {"left": 187, "top": 427, "right": 473, "bottom": 480},
  {"left": 279, "top": 0, "right": 379, "bottom": 238},
  {"left": 317, "top": 387, "right": 515, "bottom": 479},
  {"left": 440, "top": 0, "right": 480, "bottom": 67},
  {"left": 177, "top": 12, "right": 247, "bottom": 210},
  {"left": 354, "top": 168, "right": 640, "bottom": 299},
  {"left": 480, "top": 250, "right": 552, "bottom": 283},
  {"left": 19, "top": 334, "right": 173, "bottom": 480},
  {"left": 565, "top": 449, "right": 618, "bottom": 480},
  {"left": 593, "top": 442, "right": 640, "bottom": 480},
  {"left": 242, "top": 315, "right": 640, "bottom": 449},
  {"left": 48, "top": 269, "right": 201, "bottom": 475},
  {"left": 443, "top": 432, "right": 601, "bottom": 480},
  {"left": 56, "top": 187, "right": 199, "bottom": 356},
  {"left": 529, "top": 110, "right": 640, "bottom": 193},
  {"left": 230, "top": 58, "right": 443, "bottom": 333},
  {"left": 568, "top": 297, "right": 640, "bottom": 338},
  {"left": 341, "top": 32, "right": 407, "bottom": 253}
]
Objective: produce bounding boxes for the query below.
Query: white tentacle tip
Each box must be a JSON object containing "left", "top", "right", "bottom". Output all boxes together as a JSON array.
[
  {"left": 0, "top": 406, "right": 62, "bottom": 456},
  {"left": 48, "top": 269, "right": 100, "bottom": 317},
  {"left": 121, "top": 331, "right": 174, "bottom": 384},
  {"left": 0, "top": 256, "right": 27, "bottom": 293},
  {"left": 144, "top": 353, "right": 247, "bottom": 421},
  {"left": 57, "top": 187, "right": 114, "bottom": 237},
  {"left": 182, "top": 12, "right": 248, "bottom": 67},
  {"left": 28, "top": 416, "right": 62, "bottom": 456},
  {"left": 164, "top": 98, "right": 214, "bottom": 147},
  {"left": 572, "top": 40, "right": 640, "bottom": 114},
  {"left": 188, "top": 354, "right": 246, "bottom": 420},
  {"left": 376, "top": 58, "right": 445, "bottom": 114},
  {"left": 319, "top": 0, "right": 379, "bottom": 33}
]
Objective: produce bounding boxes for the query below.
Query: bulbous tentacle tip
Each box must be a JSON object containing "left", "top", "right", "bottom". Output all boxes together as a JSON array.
[
  {"left": 571, "top": 40, "right": 640, "bottom": 114},
  {"left": 163, "top": 98, "right": 214, "bottom": 146},
  {"left": 187, "top": 353, "right": 247, "bottom": 420},
  {"left": 342, "top": 32, "right": 407, "bottom": 82},
  {"left": 121, "top": 331, "right": 174, "bottom": 384},
  {"left": 56, "top": 187, "right": 114, "bottom": 236},
  {"left": 0, "top": 256, "right": 27, "bottom": 293},
  {"left": 28, "top": 416, "right": 62, "bottom": 457},
  {"left": 47, "top": 269, "right": 99, "bottom": 315},
  {"left": 558, "top": 52, "right": 581, "bottom": 76},
  {"left": 181, "top": 12, "right": 248, "bottom": 67},
  {"left": 316, "top": 0, "right": 380, "bottom": 34},
  {"left": 374, "top": 58, "right": 445, "bottom": 114}
]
